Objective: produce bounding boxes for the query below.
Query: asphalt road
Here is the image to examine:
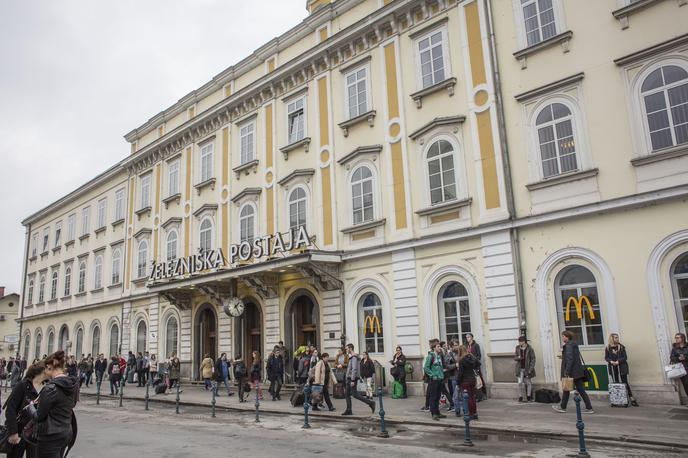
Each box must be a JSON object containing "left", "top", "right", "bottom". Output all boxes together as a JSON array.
[{"left": 59, "top": 399, "right": 684, "bottom": 457}]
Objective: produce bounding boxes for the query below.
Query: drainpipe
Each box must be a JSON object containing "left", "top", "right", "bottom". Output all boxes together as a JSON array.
[
  {"left": 484, "top": 0, "right": 527, "bottom": 333},
  {"left": 18, "top": 223, "right": 31, "bottom": 359}
]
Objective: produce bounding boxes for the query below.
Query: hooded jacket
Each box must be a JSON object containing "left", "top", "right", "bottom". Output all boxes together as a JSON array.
[
  {"left": 456, "top": 354, "right": 481, "bottom": 385},
  {"left": 36, "top": 375, "right": 78, "bottom": 443}
]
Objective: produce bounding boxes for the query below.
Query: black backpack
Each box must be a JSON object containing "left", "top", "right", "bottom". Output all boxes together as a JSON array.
[{"left": 534, "top": 388, "right": 561, "bottom": 404}]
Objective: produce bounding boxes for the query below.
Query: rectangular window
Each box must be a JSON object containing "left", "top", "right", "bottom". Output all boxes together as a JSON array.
[
  {"left": 54, "top": 222, "right": 62, "bottom": 247},
  {"left": 81, "top": 207, "right": 90, "bottom": 236},
  {"left": 31, "top": 234, "right": 38, "bottom": 257},
  {"left": 114, "top": 189, "right": 124, "bottom": 221},
  {"left": 97, "top": 198, "right": 107, "bottom": 229},
  {"left": 521, "top": 0, "right": 556, "bottom": 47},
  {"left": 67, "top": 214, "right": 76, "bottom": 241},
  {"left": 42, "top": 228, "right": 49, "bottom": 252},
  {"left": 345, "top": 67, "right": 369, "bottom": 120},
  {"left": 287, "top": 98, "right": 305, "bottom": 144},
  {"left": 240, "top": 121, "right": 255, "bottom": 164},
  {"left": 200, "top": 143, "right": 214, "bottom": 183},
  {"left": 168, "top": 160, "right": 180, "bottom": 196},
  {"left": 140, "top": 174, "right": 151, "bottom": 208},
  {"left": 417, "top": 29, "right": 447, "bottom": 89}
]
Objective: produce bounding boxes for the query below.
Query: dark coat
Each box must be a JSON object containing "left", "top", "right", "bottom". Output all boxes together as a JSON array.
[
  {"left": 233, "top": 360, "right": 247, "bottom": 379},
  {"left": 214, "top": 358, "right": 231, "bottom": 382},
  {"left": 445, "top": 351, "right": 458, "bottom": 379},
  {"left": 250, "top": 361, "right": 262, "bottom": 382},
  {"left": 467, "top": 342, "right": 482, "bottom": 361},
  {"left": 266, "top": 354, "right": 284, "bottom": 381},
  {"left": 605, "top": 345, "right": 629, "bottom": 377},
  {"left": 670, "top": 345, "right": 688, "bottom": 370},
  {"left": 35, "top": 375, "right": 78, "bottom": 444},
  {"left": 457, "top": 354, "right": 480, "bottom": 385},
  {"left": 360, "top": 358, "right": 375, "bottom": 378},
  {"left": 107, "top": 361, "right": 121, "bottom": 382},
  {"left": 390, "top": 353, "right": 406, "bottom": 379},
  {"left": 514, "top": 344, "right": 536, "bottom": 378},
  {"left": 4, "top": 378, "right": 39, "bottom": 434},
  {"left": 561, "top": 341, "right": 585, "bottom": 380},
  {"left": 94, "top": 358, "right": 107, "bottom": 374}
]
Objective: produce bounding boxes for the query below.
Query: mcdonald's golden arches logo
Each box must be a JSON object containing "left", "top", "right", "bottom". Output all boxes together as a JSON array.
[
  {"left": 565, "top": 295, "right": 596, "bottom": 322},
  {"left": 364, "top": 315, "right": 382, "bottom": 335},
  {"left": 584, "top": 367, "right": 600, "bottom": 389}
]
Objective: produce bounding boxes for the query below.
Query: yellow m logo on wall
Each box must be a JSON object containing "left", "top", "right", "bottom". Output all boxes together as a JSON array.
[
  {"left": 364, "top": 315, "right": 381, "bottom": 336},
  {"left": 565, "top": 296, "right": 595, "bottom": 322}
]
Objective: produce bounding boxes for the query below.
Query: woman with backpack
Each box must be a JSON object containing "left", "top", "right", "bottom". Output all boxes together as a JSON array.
[
  {"left": 249, "top": 351, "right": 263, "bottom": 400},
  {"left": 232, "top": 354, "right": 247, "bottom": 403},
  {"left": 360, "top": 352, "right": 375, "bottom": 400},
  {"left": 107, "top": 356, "right": 121, "bottom": 395},
  {"left": 605, "top": 333, "right": 639, "bottom": 407},
  {"left": 390, "top": 346, "right": 407, "bottom": 398},
  {"left": 5, "top": 361, "right": 47, "bottom": 458}
]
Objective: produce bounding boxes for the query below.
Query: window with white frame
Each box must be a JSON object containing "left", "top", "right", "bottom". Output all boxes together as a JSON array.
[
  {"left": 64, "top": 266, "right": 71, "bottom": 296},
  {"left": 199, "top": 143, "right": 214, "bottom": 183},
  {"left": 75, "top": 327, "right": 84, "bottom": 357},
  {"left": 38, "top": 274, "right": 46, "bottom": 302},
  {"left": 521, "top": 0, "right": 557, "bottom": 47},
  {"left": 81, "top": 207, "right": 90, "bottom": 236},
  {"left": 287, "top": 97, "right": 305, "bottom": 144},
  {"left": 137, "top": 240, "right": 148, "bottom": 279},
  {"left": 109, "top": 323, "right": 119, "bottom": 357},
  {"left": 59, "top": 326, "right": 69, "bottom": 351},
  {"left": 27, "top": 279, "right": 34, "bottom": 304},
  {"left": 166, "top": 231, "right": 178, "bottom": 261},
  {"left": 46, "top": 330, "right": 54, "bottom": 355},
  {"left": 426, "top": 139, "right": 458, "bottom": 205},
  {"left": 165, "top": 315, "right": 179, "bottom": 358},
  {"left": 671, "top": 253, "right": 688, "bottom": 334},
  {"left": 50, "top": 271, "right": 58, "bottom": 300},
  {"left": 111, "top": 249, "right": 121, "bottom": 284},
  {"left": 358, "top": 292, "right": 384, "bottom": 354},
  {"left": 94, "top": 255, "right": 103, "bottom": 289},
  {"left": 288, "top": 187, "right": 307, "bottom": 233},
  {"left": 42, "top": 228, "right": 49, "bottom": 252},
  {"left": 34, "top": 333, "right": 42, "bottom": 360},
  {"left": 351, "top": 165, "right": 374, "bottom": 225},
  {"left": 417, "top": 28, "right": 447, "bottom": 89},
  {"left": 140, "top": 174, "right": 151, "bottom": 209},
  {"left": 199, "top": 219, "right": 212, "bottom": 253},
  {"left": 640, "top": 65, "right": 688, "bottom": 152},
  {"left": 91, "top": 325, "right": 100, "bottom": 357},
  {"left": 239, "top": 205, "right": 255, "bottom": 243},
  {"left": 54, "top": 222, "right": 62, "bottom": 247},
  {"left": 114, "top": 189, "right": 124, "bottom": 221},
  {"left": 97, "top": 198, "right": 107, "bottom": 229},
  {"left": 439, "top": 281, "right": 472, "bottom": 344},
  {"left": 556, "top": 265, "right": 604, "bottom": 346},
  {"left": 78, "top": 261, "right": 87, "bottom": 293},
  {"left": 67, "top": 214, "right": 76, "bottom": 241},
  {"left": 136, "top": 320, "right": 147, "bottom": 353},
  {"left": 535, "top": 102, "right": 578, "bottom": 178},
  {"left": 31, "top": 234, "right": 37, "bottom": 257},
  {"left": 240, "top": 121, "right": 255, "bottom": 164},
  {"left": 346, "top": 66, "right": 369, "bottom": 119},
  {"left": 168, "top": 160, "right": 180, "bottom": 196}
]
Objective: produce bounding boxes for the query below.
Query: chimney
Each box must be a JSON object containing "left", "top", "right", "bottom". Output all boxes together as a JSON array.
[{"left": 0, "top": 287, "right": 4, "bottom": 299}]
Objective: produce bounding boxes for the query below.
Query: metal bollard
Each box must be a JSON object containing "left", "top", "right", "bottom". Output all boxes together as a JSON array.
[
  {"left": 119, "top": 379, "right": 124, "bottom": 407},
  {"left": 96, "top": 379, "right": 101, "bottom": 405},
  {"left": 376, "top": 386, "right": 389, "bottom": 438},
  {"left": 302, "top": 384, "right": 311, "bottom": 429},
  {"left": 573, "top": 392, "right": 590, "bottom": 458},
  {"left": 144, "top": 377, "right": 150, "bottom": 411},
  {"left": 462, "top": 390, "right": 473, "bottom": 447},
  {"left": 254, "top": 381, "right": 260, "bottom": 423},
  {"left": 175, "top": 381, "right": 181, "bottom": 414},
  {"left": 211, "top": 382, "right": 217, "bottom": 418}
]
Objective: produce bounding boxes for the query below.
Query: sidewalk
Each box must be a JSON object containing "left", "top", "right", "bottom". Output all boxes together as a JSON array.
[{"left": 79, "top": 382, "right": 687, "bottom": 449}]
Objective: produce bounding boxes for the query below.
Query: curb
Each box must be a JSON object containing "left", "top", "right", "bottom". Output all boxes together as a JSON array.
[{"left": 81, "top": 392, "right": 686, "bottom": 453}]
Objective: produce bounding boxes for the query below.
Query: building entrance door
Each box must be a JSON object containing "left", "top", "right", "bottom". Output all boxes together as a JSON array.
[
  {"left": 194, "top": 304, "right": 217, "bottom": 380},
  {"left": 285, "top": 292, "right": 320, "bottom": 381},
  {"left": 234, "top": 301, "right": 262, "bottom": 364}
]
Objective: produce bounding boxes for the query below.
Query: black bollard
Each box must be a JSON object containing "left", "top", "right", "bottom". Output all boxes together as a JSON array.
[
  {"left": 573, "top": 392, "right": 590, "bottom": 458},
  {"left": 175, "top": 381, "right": 181, "bottom": 414},
  {"left": 462, "top": 390, "right": 473, "bottom": 447},
  {"left": 212, "top": 382, "right": 217, "bottom": 418},
  {"left": 119, "top": 379, "right": 124, "bottom": 407},
  {"left": 302, "top": 384, "right": 311, "bottom": 429},
  {"left": 376, "top": 386, "right": 389, "bottom": 438},
  {"left": 254, "top": 381, "right": 260, "bottom": 423},
  {"left": 96, "top": 379, "right": 101, "bottom": 405}
]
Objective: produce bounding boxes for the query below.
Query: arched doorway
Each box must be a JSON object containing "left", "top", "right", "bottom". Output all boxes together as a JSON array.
[
  {"left": 194, "top": 304, "right": 217, "bottom": 380},
  {"left": 234, "top": 300, "right": 262, "bottom": 363},
  {"left": 285, "top": 291, "right": 320, "bottom": 379}
]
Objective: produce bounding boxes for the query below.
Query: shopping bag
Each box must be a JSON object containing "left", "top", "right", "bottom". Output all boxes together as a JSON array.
[
  {"left": 561, "top": 377, "right": 574, "bottom": 392},
  {"left": 665, "top": 363, "right": 687, "bottom": 380}
]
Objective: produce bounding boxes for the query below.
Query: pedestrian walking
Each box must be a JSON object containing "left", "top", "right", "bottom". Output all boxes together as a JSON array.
[
  {"left": 168, "top": 353, "right": 181, "bottom": 391},
  {"left": 297, "top": 349, "right": 311, "bottom": 386},
  {"left": 605, "top": 333, "right": 638, "bottom": 407},
  {"left": 149, "top": 354, "right": 158, "bottom": 384},
  {"left": 424, "top": 340, "right": 445, "bottom": 421},
  {"left": 4, "top": 361, "right": 46, "bottom": 458},
  {"left": 390, "top": 346, "right": 407, "bottom": 398},
  {"left": 360, "top": 352, "right": 375, "bottom": 400},
  {"left": 552, "top": 330, "right": 594, "bottom": 414},
  {"left": 456, "top": 344, "right": 480, "bottom": 420},
  {"left": 126, "top": 351, "right": 136, "bottom": 384},
  {"left": 233, "top": 354, "right": 248, "bottom": 402},
  {"left": 266, "top": 347, "right": 283, "bottom": 401},
  {"left": 94, "top": 354, "right": 107, "bottom": 385},
  {"left": 9, "top": 359, "right": 22, "bottom": 389},
  {"left": 515, "top": 336, "right": 536, "bottom": 403},
  {"left": 277, "top": 341, "right": 289, "bottom": 383},
  {"left": 670, "top": 333, "right": 688, "bottom": 400},
  {"left": 341, "top": 343, "right": 375, "bottom": 416},
  {"left": 312, "top": 352, "right": 335, "bottom": 411},
  {"left": 214, "top": 353, "right": 234, "bottom": 397},
  {"left": 107, "top": 356, "right": 121, "bottom": 395},
  {"left": 448, "top": 340, "right": 461, "bottom": 416},
  {"left": 77, "top": 356, "right": 88, "bottom": 388},
  {"left": 201, "top": 353, "right": 214, "bottom": 390},
  {"left": 84, "top": 355, "right": 94, "bottom": 387},
  {"left": 249, "top": 351, "right": 263, "bottom": 400},
  {"left": 466, "top": 333, "right": 486, "bottom": 400}
]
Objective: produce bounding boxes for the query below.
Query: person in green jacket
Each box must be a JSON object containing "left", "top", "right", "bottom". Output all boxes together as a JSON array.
[{"left": 423, "top": 341, "right": 445, "bottom": 420}]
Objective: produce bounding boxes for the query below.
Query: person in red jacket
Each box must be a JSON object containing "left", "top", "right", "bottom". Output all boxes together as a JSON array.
[{"left": 118, "top": 354, "right": 126, "bottom": 381}]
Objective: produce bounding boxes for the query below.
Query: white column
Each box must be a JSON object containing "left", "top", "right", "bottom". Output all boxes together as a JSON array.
[
  {"left": 321, "top": 289, "right": 342, "bottom": 355},
  {"left": 148, "top": 299, "right": 159, "bottom": 356},
  {"left": 218, "top": 306, "right": 232, "bottom": 357},
  {"left": 263, "top": 296, "right": 280, "bottom": 360},
  {"left": 121, "top": 301, "right": 132, "bottom": 354},
  {"left": 392, "top": 249, "right": 421, "bottom": 356},
  {"left": 180, "top": 308, "right": 192, "bottom": 361}
]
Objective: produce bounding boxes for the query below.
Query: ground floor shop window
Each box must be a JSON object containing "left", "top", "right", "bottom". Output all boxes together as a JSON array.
[
  {"left": 673, "top": 253, "right": 688, "bottom": 333},
  {"left": 438, "top": 281, "right": 471, "bottom": 344},
  {"left": 556, "top": 265, "right": 604, "bottom": 346},
  {"left": 358, "top": 292, "right": 383, "bottom": 354}
]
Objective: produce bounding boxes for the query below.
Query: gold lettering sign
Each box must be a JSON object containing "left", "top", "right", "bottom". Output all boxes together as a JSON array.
[
  {"left": 565, "top": 295, "right": 595, "bottom": 322},
  {"left": 364, "top": 315, "right": 381, "bottom": 335}
]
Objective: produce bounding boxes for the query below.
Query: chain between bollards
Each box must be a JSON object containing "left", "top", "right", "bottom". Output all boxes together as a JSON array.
[
  {"left": 376, "top": 386, "right": 388, "bottom": 438},
  {"left": 302, "top": 384, "right": 311, "bottom": 429},
  {"left": 118, "top": 378, "right": 124, "bottom": 407},
  {"left": 175, "top": 381, "right": 181, "bottom": 414},
  {"left": 462, "top": 389, "right": 473, "bottom": 447},
  {"left": 574, "top": 392, "right": 590, "bottom": 458},
  {"left": 144, "top": 376, "right": 150, "bottom": 411},
  {"left": 254, "top": 380, "right": 261, "bottom": 423},
  {"left": 211, "top": 382, "right": 217, "bottom": 418},
  {"left": 96, "top": 379, "right": 101, "bottom": 405}
]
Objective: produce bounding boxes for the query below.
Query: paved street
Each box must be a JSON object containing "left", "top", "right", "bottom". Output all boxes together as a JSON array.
[{"left": 68, "top": 397, "right": 683, "bottom": 457}]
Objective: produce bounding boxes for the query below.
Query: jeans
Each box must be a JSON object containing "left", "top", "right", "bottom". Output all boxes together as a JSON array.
[
  {"left": 110, "top": 378, "right": 119, "bottom": 395},
  {"left": 313, "top": 385, "right": 334, "bottom": 410},
  {"left": 85, "top": 372, "right": 92, "bottom": 386},
  {"left": 363, "top": 376, "right": 373, "bottom": 398},
  {"left": 441, "top": 380, "right": 452, "bottom": 407},
  {"left": 451, "top": 379, "right": 462, "bottom": 415},
  {"left": 517, "top": 369, "right": 533, "bottom": 398},
  {"left": 269, "top": 377, "right": 282, "bottom": 399},
  {"left": 427, "top": 379, "right": 441, "bottom": 416},
  {"left": 678, "top": 374, "right": 688, "bottom": 398},
  {"left": 237, "top": 377, "right": 246, "bottom": 400},
  {"left": 204, "top": 378, "right": 212, "bottom": 390},
  {"left": 345, "top": 378, "right": 374, "bottom": 413},
  {"left": 560, "top": 377, "right": 593, "bottom": 410},
  {"left": 214, "top": 375, "right": 232, "bottom": 395},
  {"left": 37, "top": 440, "right": 68, "bottom": 458},
  {"left": 96, "top": 371, "right": 104, "bottom": 383}
]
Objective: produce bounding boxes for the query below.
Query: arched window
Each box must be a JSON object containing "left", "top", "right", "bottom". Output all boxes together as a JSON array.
[
  {"left": 165, "top": 315, "right": 179, "bottom": 358},
  {"left": 111, "top": 249, "right": 121, "bottom": 284},
  {"left": 38, "top": 274, "right": 46, "bottom": 303},
  {"left": 27, "top": 279, "right": 34, "bottom": 305},
  {"left": 137, "top": 240, "right": 148, "bottom": 279},
  {"left": 289, "top": 187, "right": 307, "bottom": 233},
  {"left": 78, "top": 261, "right": 86, "bottom": 293},
  {"left": 64, "top": 266, "right": 71, "bottom": 296},
  {"left": 640, "top": 65, "right": 688, "bottom": 151},
  {"left": 34, "top": 332, "right": 42, "bottom": 360},
  {"left": 239, "top": 205, "right": 255, "bottom": 243},
  {"left": 438, "top": 281, "right": 471, "bottom": 344},
  {"left": 426, "top": 139, "right": 457, "bottom": 205},
  {"left": 535, "top": 102, "right": 578, "bottom": 178},
  {"left": 351, "top": 165, "right": 374, "bottom": 225},
  {"left": 556, "top": 265, "right": 603, "bottom": 346},
  {"left": 166, "top": 231, "right": 178, "bottom": 261},
  {"left": 136, "top": 320, "right": 147, "bottom": 353},
  {"left": 358, "top": 292, "right": 384, "bottom": 354},
  {"left": 91, "top": 325, "right": 100, "bottom": 356},
  {"left": 199, "top": 219, "right": 212, "bottom": 253},
  {"left": 672, "top": 253, "right": 688, "bottom": 333},
  {"left": 75, "top": 327, "right": 84, "bottom": 357},
  {"left": 46, "top": 330, "right": 54, "bottom": 355},
  {"left": 94, "top": 255, "right": 103, "bottom": 289},
  {"left": 23, "top": 333, "right": 30, "bottom": 360},
  {"left": 109, "top": 323, "right": 119, "bottom": 356},
  {"left": 58, "top": 325, "right": 69, "bottom": 352},
  {"left": 50, "top": 271, "right": 58, "bottom": 300}
]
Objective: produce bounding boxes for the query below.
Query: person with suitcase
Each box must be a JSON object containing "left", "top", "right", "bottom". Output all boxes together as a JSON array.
[
  {"left": 605, "top": 333, "right": 638, "bottom": 407},
  {"left": 389, "top": 346, "right": 407, "bottom": 399}
]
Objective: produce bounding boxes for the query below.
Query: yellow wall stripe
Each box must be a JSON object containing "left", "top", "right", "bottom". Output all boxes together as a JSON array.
[
  {"left": 318, "top": 78, "right": 329, "bottom": 147},
  {"left": 185, "top": 146, "right": 192, "bottom": 257},
  {"left": 317, "top": 77, "right": 333, "bottom": 245},
  {"left": 222, "top": 127, "right": 229, "bottom": 187},
  {"left": 125, "top": 238, "right": 132, "bottom": 285},
  {"left": 466, "top": 2, "right": 487, "bottom": 87},
  {"left": 321, "top": 166, "right": 333, "bottom": 246},
  {"left": 222, "top": 203, "right": 228, "bottom": 255},
  {"left": 384, "top": 44, "right": 400, "bottom": 119},
  {"left": 184, "top": 218, "right": 190, "bottom": 258},
  {"left": 267, "top": 190, "right": 274, "bottom": 235},
  {"left": 128, "top": 176, "right": 135, "bottom": 221},
  {"left": 265, "top": 105, "right": 273, "bottom": 168},
  {"left": 476, "top": 109, "right": 500, "bottom": 209},
  {"left": 153, "top": 164, "right": 161, "bottom": 259}
]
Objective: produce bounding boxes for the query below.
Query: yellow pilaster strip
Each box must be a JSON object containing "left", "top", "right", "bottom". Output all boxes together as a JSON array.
[
  {"left": 125, "top": 176, "right": 135, "bottom": 285},
  {"left": 266, "top": 190, "right": 274, "bottom": 235},
  {"left": 185, "top": 146, "right": 192, "bottom": 257},
  {"left": 466, "top": 2, "right": 487, "bottom": 87},
  {"left": 317, "top": 77, "right": 333, "bottom": 245},
  {"left": 318, "top": 78, "right": 329, "bottom": 147},
  {"left": 222, "top": 127, "right": 229, "bottom": 255},
  {"left": 265, "top": 105, "right": 273, "bottom": 169},
  {"left": 321, "top": 167, "right": 332, "bottom": 245},
  {"left": 153, "top": 164, "right": 161, "bottom": 259}
]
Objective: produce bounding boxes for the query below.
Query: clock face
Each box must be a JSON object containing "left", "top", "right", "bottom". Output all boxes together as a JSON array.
[{"left": 223, "top": 297, "right": 245, "bottom": 317}]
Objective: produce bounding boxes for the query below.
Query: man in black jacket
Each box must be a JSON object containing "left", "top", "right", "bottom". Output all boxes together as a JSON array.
[
  {"left": 213, "top": 353, "right": 233, "bottom": 397},
  {"left": 266, "top": 346, "right": 284, "bottom": 401},
  {"left": 552, "top": 330, "right": 594, "bottom": 414},
  {"left": 5, "top": 363, "right": 46, "bottom": 457},
  {"left": 94, "top": 354, "right": 107, "bottom": 386}
]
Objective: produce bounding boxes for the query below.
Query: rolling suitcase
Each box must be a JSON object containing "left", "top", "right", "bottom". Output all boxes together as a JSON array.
[
  {"left": 333, "top": 382, "right": 345, "bottom": 399},
  {"left": 608, "top": 365, "right": 629, "bottom": 408},
  {"left": 290, "top": 385, "right": 305, "bottom": 407}
]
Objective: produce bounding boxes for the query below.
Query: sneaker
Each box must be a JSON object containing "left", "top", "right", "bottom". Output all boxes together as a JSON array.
[
  {"left": 527, "top": 396, "right": 534, "bottom": 402},
  {"left": 341, "top": 411, "right": 353, "bottom": 416},
  {"left": 227, "top": 393, "right": 234, "bottom": 396},
  {"left": 584, "top": 409, "right": 595, "bottom": 414},
  {"left": 470, "top": 414, "right": 478, "bottom": 420},
  {"left": 328, "top": 407, "right": 336, "bottom": 412},
  {"left": 432, "top": 415, "right": 441, "bottom": 421},
  {"left": 420, "top": 406, "right": 429, "bottom": 412},
  {"left": 630, "top": 400, "right": 639, "bottom": 407},
  {"left": 437, "top": 413, "right": 447, "bottom": 418},
  {"left": 518, "top": 397, "right": 525, "bottom": 403},
  {"left": 551, "top": 405, "right": 567, "bottom": 413}
]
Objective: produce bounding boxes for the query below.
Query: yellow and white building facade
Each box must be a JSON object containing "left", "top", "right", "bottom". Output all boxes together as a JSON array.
[{"left": 17, "top": 0, "right": 688, "bottom": 402}]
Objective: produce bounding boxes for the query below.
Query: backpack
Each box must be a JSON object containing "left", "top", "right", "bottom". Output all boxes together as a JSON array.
[
  {"left": 235, "top": 363, "right": 247, "bottom": 378},
  {"left": 404, "top": 362, "right": 414, "bottom": 375},
  {"left": 391, "top": 380, "right": 404, "bottom": 399},
  {"left": 111, "top": 364, "right": 120, "bottom": 375}
]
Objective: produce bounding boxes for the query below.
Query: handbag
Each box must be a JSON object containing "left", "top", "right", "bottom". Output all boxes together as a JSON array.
[
  {"left": 0, "top": 424, "right": 11, "bottom": 454},
  {"left": 310, "top": 384, "right": 323, "bottom": 404},
  {"left": 665, "top": 363, "right": 687, "bottom": 379},
  {"left": 474, "top": 371, "right": 484, "bottom": 390},
  {"left": 561, "top": 376, "right": 574, "bottom": 392},
  {"left": 356, "top": 378, "right": 367, "bottom": 393}
]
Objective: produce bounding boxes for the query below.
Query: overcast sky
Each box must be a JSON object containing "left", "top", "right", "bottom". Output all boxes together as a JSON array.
[{"left": 0, "top": 0, "right": 308, "bottom": 296}]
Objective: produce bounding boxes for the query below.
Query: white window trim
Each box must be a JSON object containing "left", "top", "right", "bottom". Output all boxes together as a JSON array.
[
  {"left": 286, "top": 95, "right": 307, "bottom": 145},
  {"left": 413, "top": 24, "right": 452, "bottom": 91},
  {"left": 343, "top": 63, "right": 372, "bottom": 121},
  {"left": 114, "top": 189, "right": 125, "bottom": 221},
  {"left": 77, "top": 261, "right": 87, "bottom": 293},
  {"left": 166, "top": 229, "right": 179, "bottom": 261},
  {"left": 93, "top": 255, "right": 103, "bottom": 289},
  {"left": 67, "top": 214, "right": 76, "bottom": 241},
  {"left": 97, "top": 198, "right": 107, "bottom": 229},
  {"left": 198, "top": 142, "right": 215, "bottom": 184},
  {"left": 511, "top": 0, "right": 567, "bottom": 50},
  {"left": 111, "top": 249, "right": 122, "bottom": 285},
  {"left": 239, "top": 119, "right": 257, "bottom": 165},
  {"left": 238, "top": 202, "right": 258, "bottom": 243},
  {"left": 167, "top": 159, "right": 181, "bottom": 197},
  {"left": 198, "top": 217, "right": 215, "bottom": 253},
  {"left": 421, "top": 134, "right": 468, "bottom": 208},
  {"left": 347, "top": 161, "right": 381, "bottom": 227},
  {"left": 63, "top": 266, "right": 71, "bottom": 296},
  {"left": 139, "top": 173, "right": 152, "bottom": 209},
  {"left": 54, "top": 221, "right": 62, "bottom": 248},
  {"left": 287, "top": 184, "right": 310, "bottom": 234},
  {"left": 137, "top": 239, "right": 149, "bottom": 279},
  {"left": 81, "top": 207, "right": 90, "bottom": 236}
]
